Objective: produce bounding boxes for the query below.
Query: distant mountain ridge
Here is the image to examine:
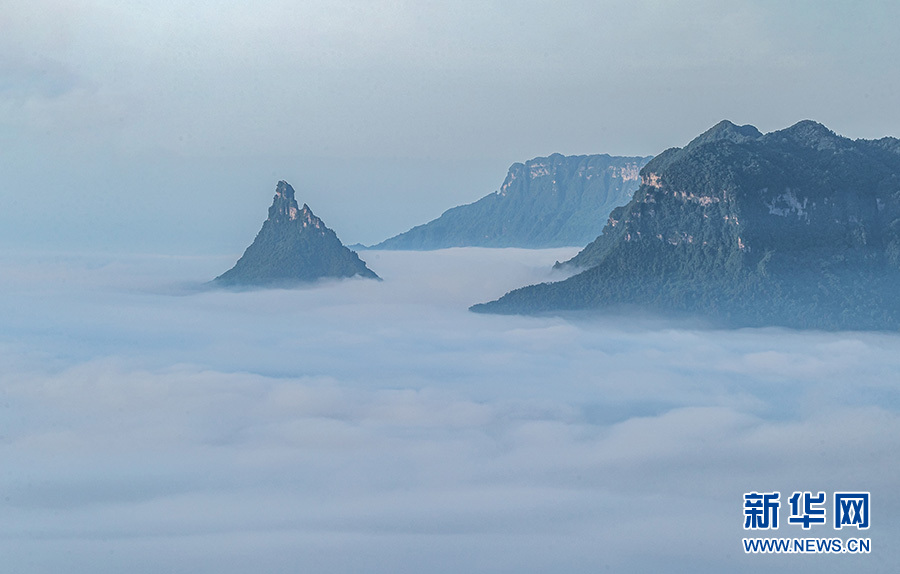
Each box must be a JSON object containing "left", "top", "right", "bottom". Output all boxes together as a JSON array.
[
  {"left": 472, "top": 120, "right": 900, "bottom": 330},
  {"left": 371, "top": 153, "right": 652, "bottom": 249},
  {"left": 215, "top": 181, "right": 378, "bottom": 286}
]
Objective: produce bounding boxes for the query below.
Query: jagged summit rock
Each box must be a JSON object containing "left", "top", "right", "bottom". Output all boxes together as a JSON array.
[
  {"left": 687, "top": 120, "right": 763, "bottom": 148},
  {"left": 214, "top": 181, "right": 379, "bottom": 286},
  {"left": 370, "top": 153, "right": 652, "bottom": 249},
  {"left": 472, "top": 120, "right": 900, "bottom": 330}
]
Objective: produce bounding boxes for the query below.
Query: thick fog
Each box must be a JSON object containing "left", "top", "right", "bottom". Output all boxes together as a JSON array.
[
  {"left": 1, "top": 247, "right": 897, "bottom": 573},
  {"left": 5, "top": 2, "right": 900, "bottom": 249}
]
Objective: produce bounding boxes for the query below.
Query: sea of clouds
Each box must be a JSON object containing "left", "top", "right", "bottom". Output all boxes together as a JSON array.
[{"left": 1, "top": 247, "right": 898, "bottom": 573}]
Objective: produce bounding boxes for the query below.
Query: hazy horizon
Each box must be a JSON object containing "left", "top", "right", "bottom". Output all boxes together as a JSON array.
[{"left": 5, "top": 2, "right": 900, "bottom": 251}]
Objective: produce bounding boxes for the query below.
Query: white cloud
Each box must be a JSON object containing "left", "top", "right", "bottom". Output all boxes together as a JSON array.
[{"left": 1, "top": 248, "right": 898, "bottom": 572}]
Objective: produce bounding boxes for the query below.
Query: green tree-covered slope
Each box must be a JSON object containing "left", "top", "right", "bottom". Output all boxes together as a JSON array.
[
  {"left": 371, "top": 153, "right": 651, "bottom": 249},
  {"left": 215, "top": 181, "right": 379, "bottom": 286},
  {"left": 472, "top": 120, "right": 900, "bottom": 330}
]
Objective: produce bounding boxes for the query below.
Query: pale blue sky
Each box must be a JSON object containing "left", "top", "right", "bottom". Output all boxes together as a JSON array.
[{"left": 2, "top": 0, "right": 899, "bottom": 249}]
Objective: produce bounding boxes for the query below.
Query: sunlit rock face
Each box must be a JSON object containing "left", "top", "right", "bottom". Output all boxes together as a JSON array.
[
  {"left": 371, "top": 153, "right": 652, "bottom": 250},
  {"left": 214, "top": 180, "right": 379, "bottom": 286},
  {"left": 474, "top": 120, "right": 900, "bottom": 330}
]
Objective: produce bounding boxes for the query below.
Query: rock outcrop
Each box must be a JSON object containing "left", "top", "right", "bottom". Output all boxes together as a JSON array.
[
  {"left": 371, "top": 154, "right": 651, "bottom": 249},
  {"left": 215, "top": 181, "right": 379, "bottom": 286}
]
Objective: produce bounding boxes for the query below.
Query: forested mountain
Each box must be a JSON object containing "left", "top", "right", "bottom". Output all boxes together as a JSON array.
[
  {"left": 215, "top": 181, "right": 379, "bottom": 286},
  {"left": 472, "top": 120, "right": 900, "bottom": 330},
  {"left": 371, "top": 153, "right": 651, "bottom": 249}
]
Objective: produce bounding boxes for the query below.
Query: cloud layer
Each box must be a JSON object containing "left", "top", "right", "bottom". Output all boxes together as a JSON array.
[{"left": 1, "top": 248, "right": 898, "bottom": 572}]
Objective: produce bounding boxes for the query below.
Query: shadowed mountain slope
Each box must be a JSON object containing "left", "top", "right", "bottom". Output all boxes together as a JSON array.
[
  {"left": 215, "top": 181, "right": 378, "bottom": 286},
  {"left": 472, "top": 120, "right": 900, "bottom": 330},
  {"left": 371, "top": 153, "right": 651, "bottom": 249}
]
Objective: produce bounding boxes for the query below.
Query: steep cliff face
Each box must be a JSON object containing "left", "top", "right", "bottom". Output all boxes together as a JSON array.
[
  {"left": 473, "top": 121, "right": 900, "bottom": 330},
  {"left": 371, "top": 153, "right": 651, "bottom": 249},
  {"left": 215, "top": 181, "right": 379, "bottom": 286}
]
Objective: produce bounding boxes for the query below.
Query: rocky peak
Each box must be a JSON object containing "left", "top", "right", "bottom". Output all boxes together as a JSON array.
[
  {"left": 214, "top": 180, "right": 379, "bottom": 285},
  {"left": 268, "top": 180, "right": 300, "bottom": 222},
  {"left": 686, "top": 120, "right": 763, "bottom": 149},
  {"left": 766, "top": 120, "right": 847, "bottom": 150},
  {"left": 296, "top": 203, "right": 325, "bottom": 230},
  {"left": 265, "top": 182, "right": 325, "bottom": 229},
  {"left": 275, "top": 179, "right": 294, "bottom": 199}
]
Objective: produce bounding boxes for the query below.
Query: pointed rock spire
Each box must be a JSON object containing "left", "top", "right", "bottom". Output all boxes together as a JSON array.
[
  {"left": 267, "top": 180, "right": 300, "bottom": 222},
  {"left": 214, "top": 181, "right": 379, "bottom": 286}
]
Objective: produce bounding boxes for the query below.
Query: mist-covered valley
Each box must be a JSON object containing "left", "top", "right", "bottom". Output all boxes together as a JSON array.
[{"left": 1, "top": 247, "right": 897, "bottom": 573}]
